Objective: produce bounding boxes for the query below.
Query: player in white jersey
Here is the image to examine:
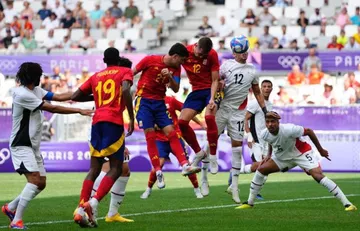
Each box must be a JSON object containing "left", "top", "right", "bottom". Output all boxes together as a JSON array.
[
  {"left": 237, "top": 112, "right": 357, "bottom": 211},
  {"left": 200, "top": 37, "right": 268, "bottom": 204},
  {"left": 1, "top": 62, "right": 93, "bottom": 229}
]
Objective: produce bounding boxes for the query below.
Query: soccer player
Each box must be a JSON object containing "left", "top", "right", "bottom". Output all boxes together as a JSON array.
[
  {"left": 237, "top": 112, "right": 358, "bottom": 211},
  {"left": 1, "top": 62, "right": 93, "bottom": 230},
  {"left": 201, "top": 36, "right": 267, "bottom": 203},
  {"left": 133, "top": 43, "right": 200, "bottom": 189},
  {"left": 178, "top": 37, "right": 220, "bottom": 173},
  {"left": 72, "top": 47, "right": 135, "bottom": 228},
  {"left": 140, "top": 96, "right": 204, "bottom": 199}
]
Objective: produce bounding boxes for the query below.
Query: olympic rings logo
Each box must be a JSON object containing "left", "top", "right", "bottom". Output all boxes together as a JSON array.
[
  {"left": 0, "top": 60, "right": 17, "bottom": 70},
  {"left": 277, "top": 56, "right": 301, "bottom": 68},
  {"left": 0, "top": 148, "right": 11, "bottom": 165}
]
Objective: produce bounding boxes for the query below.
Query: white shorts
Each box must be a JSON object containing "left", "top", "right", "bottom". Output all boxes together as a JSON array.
[
  {"left": 251, "top": 142, "right": 267, "bottom": 162},
  {"left": 271, "top": 150, "right": 319, "bottom": 172},
  {"left": 216, "top": 108, "right": 245, "bottom": 141},
  {"left": 10, "top": 146, "right": 46, "bottom": 176}
]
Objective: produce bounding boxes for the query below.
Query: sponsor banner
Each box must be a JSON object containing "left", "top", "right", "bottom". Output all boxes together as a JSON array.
[
  {"left": 0, "top": 131, "right": 359, "bottom": 173},
  {"left": 261, "top": 51, "right": 360, "bottom": 72}
]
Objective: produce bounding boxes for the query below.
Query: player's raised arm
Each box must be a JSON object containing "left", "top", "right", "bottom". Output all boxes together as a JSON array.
[
  {"left": 252, "top": 84, "right": 267, "bottom": 115},
  {"left": 40, "top": 101, "right": 93, "bottom": 116},
  {"left": 303, "top": 128, "right": 330, "bottom": 160},
  {"left": 123, "top": 79, "right": 134, "bottom": 137}
]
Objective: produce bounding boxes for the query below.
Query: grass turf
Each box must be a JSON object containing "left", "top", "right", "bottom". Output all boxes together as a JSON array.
[{"left": 0, "top": 172, "right": 359, "bottom": 231}]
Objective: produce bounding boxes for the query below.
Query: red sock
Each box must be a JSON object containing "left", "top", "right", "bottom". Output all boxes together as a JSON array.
[
  {"left": 188, "top": 173, "right": 199, "bottom": 188},
  {"left": 148, "top": 169, "right": 156, "bottom": 188},
  {"left": 145, "top": 131, "right": 161, "bottom": 171},
  {"left": 79, "top": 180, "right": 94, "bottom": 205},
  {"left": 168, "top": 131, "right": 188, "bottom": 166},
  {"left": 93, "top": 176, "right": 115, "bottom": 202},
  {"left": 205, "top": 115, "right": 218, "bottom": 155},
  {"left": 178, "top": 119, "right": 201, "bottom": 153}
]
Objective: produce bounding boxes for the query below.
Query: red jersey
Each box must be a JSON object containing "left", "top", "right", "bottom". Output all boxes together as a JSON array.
[
  {"left": 156, "top": 96, "right": 183, "bottom": 142},
  {"left": 136, "top": 55, "right": 181, "bottom": 100},
  {"left": 80, "top": 66, "right": 133, "bottom": 125},
  {"left": 182, "top": 44, "right": 220, "bottom": 91}
]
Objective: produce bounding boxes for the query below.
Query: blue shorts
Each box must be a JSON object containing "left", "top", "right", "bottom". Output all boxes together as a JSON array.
[
  {"left": 135, "top": 97, "right": 173, "bottom": 130},
  {"left": 156, "top": 138, "right": 187, "bottom": 160},
  {"left": 90, "top": 122, "right": 125, "bottom": 161},
  {"left": 183, "top": 88, "right": 211, "bottom": 113}
]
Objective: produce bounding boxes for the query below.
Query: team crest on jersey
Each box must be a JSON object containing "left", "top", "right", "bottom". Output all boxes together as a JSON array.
[{"left": 203, "top": 59, "right": 207, "bottom": 65}]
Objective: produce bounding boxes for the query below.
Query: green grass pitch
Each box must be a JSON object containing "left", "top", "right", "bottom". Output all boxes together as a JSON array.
[{"left": 0, "top": 172, "right": 359, "bottom": 231}]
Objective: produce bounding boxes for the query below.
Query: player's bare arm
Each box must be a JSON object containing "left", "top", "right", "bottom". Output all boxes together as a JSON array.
[
  {"left": 208, "top": 71, "right": 219, "bottom": 110},
  {"left": 71, "top": 89, "right": 95, "bottom": 102},
  {"left": 40, "top": 101, "right": 93, "bottom": 116},
  {"left": 50, "top": 92, "right": 73, "bottom": 101},
  {"left": 122, "top": 80, "right": 134, "bottom": 137},
  {"left": 303, "top": 128, "right": 330, "bottom": 161},
  {"left": 252, "top": 84, "right": 267, "bottom": 114}
]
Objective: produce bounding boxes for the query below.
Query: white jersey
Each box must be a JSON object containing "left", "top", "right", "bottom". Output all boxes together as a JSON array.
[
  {"left": 10, "top": 86, "right": 48, "bottom": 150},
  {"left": 219, "top": 60, "right": 258, "bottom": 110},
  {"left": 247, "top": 99, "right": 273, "bottom": 145},
  {"left": 260, "top": 123, "right": 312, "bottom": 160}
]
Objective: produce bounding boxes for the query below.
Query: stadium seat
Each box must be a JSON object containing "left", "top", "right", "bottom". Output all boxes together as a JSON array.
[
  {"left": 303, "top": 7, "right": 314, "bottom": 19},
  {"left": 135, "top": 0, "right": 150, "bottom": 13},
  {"left": 224, "top": 37, "right": 232, "bottom": 49},
  {"left": 54, "top": 29, "right": 69, "bottom": 40},
  {"left": 269, "top": 7, "right": 283, "bottom": 20},
  {"left": 70, "top": 29, "right": 85, "bottom": 42},
  {"left": 132, "top": 39, "right": 149, "bottom": 51},
  {"left": 31, "top": 1, "right": 43, "bottom": 13},
  {"left": 313, "top": 36, "right": 331, "bottom": 49},
  {"left": 346, "top": 6, "right": 356, "bottom": 18},
  {"left": 208, "top": 18, "right": 220, "bottom": 32},
  {"left": 231, "top": 8, "right": 247, "bottom": 20},
  {"left": 32, "top": 20, "right": 43, "bottom": 30},
  {"left": 325, "top": 25, "right": 340, "bottom": 37},
  {"left": 227, "top": 18, "right": 240, "bottom": 30},
  {"left": 13, "top": 1, "right": 24, "bottom": 13},
  {"left": 287, "top": 26, "right": 302, "bottom": 38},
  {"left": 322, "top": 6, "right": 336, "bottom": 19},
  {"left": 216, "top": 8, "right": 232, "bottom": 20},
  {"left": 328, "top": 0, "right": 343, "bottom": 8},
  {"left": 348, "top": 0, "right": 360, "bottom": 7},
  {"left": 124, "top": 28, "right": 140, "bottom": 40},
  {"left": 83, "top": 0, "right": 96, "bottom": 12},
  {"left": 210, "top": 37, "right": 221, "bottom": 51},
  {"left": 234, "top": 27, "right": 249, "bottom": 37},
  {"left": 114, "top": 39, "right": 127, "bottom": 52},
  {"left": 35, "top": 29, "right": 48, "bottom": 42},
  {"left": 169, "top": 0, "right": 186, "bottom": 18},
  {"left": 305, "top": 26, "right": 321, "bottom": 39},
  {"left": 142, "top": 28, "right": 158, "bottom": 46},
  {"left": 161, "top": 9, "right": 176, "bottom": 28},
  {"left": 225, "top": 0, "right": 240, "bottom": 11},
  {"left": 241, "top": 0, "right": 257, "bottom": 9},
  {"left": 107, "top": 29, "right": 122, "bottom": 40},
  {"left": 344, "top": 25, "right": 358, "bottom": 37},
  {"left": 90, "top": 29, "right": 103, "bottom": 40},
  {"left": 149, "top": 0, "right": 167, "bottom": 13},
  {"left": 284, "top": 7, "right": 300, "bottom": 20},
  {"left": 309, "top": 0, "right": 324, "bottom": 8},
  {"left": 100, "top": 1, "right": 113, "bottom": 11},
  {"left": 292, "top": 0, "right": 307, "bottom": 8},
  {"left": 269, "top": 26, "right": 282, "bottom": 38},
  {"left": 96, "top": 39, "right": 110, "bottom": 51},
  {"left": 251, "top": 26, "right": 263, "bottom": 38}
]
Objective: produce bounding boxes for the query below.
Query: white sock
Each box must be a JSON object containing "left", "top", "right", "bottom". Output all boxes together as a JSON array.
[
  {"left": 13, "top": 183, "right": 41, "bottom": 223},
  {"left": 89, "top": 197, "right": 99, "bottom": 210},
  {"left": 107, "top": 176, "right": 129, "bottom": 217},
  {"left": 8, "top": 195, "right": 21, "bottom": 212},
  {"left": 248, "top": 171, "right": 266, "bottom": 205},
  {"left": 201, "top": 156, "right": 209, "bottom": 182},
  {"left": 320, "top": 177, "right": 351, "bottom": 206},
  {"left": 231, "top": 146, "right": 242, "bottom": 190},
  {"left": 231, "top": 168, "right": 240, "bottom": 191},
  {"left": 91, "top": 171, "right": 107, "bottom": 197}
]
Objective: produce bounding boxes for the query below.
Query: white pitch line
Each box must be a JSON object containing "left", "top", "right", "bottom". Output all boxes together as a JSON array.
[{"left": 0, "top": 194, "right": 359, "bottom": 229}]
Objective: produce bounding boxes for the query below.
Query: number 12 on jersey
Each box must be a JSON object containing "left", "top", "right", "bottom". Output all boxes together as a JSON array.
[{"left": 95, "top": 79, "right": 121, "bottom": 106}]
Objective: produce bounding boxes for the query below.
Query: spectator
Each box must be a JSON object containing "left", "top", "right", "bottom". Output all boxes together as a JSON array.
[
  {"left": 23, "top": 16, "right": 33, "bottom": 33},
  {"left": 132, "top": 15, "right": 143, "bottom": 29},
  {"left": 80, "top": 67, "right": 90, "bottom": 82},
  {"left": 60, "top": 35, "right": 72, "bottom": 50},
  {"left": 270, "top": 37, "right": 282, "bottom": 49},
  {"left": 22, "top": 30, "right": 38, "bottom": 50},
  {"left": 297, "top": 10, "right": 309, "bottom": 34},
  {"left": 146, "top": 8, "right": 164, "bottom": 36},
  {"left": 275, "top": 0, "right": 290, "bottom": 7},
  {"left": 279, "top": 25, "right": 292, "bottom": 48},
  {"left": 345, "top": 36, "right": 360, "bottom": 49},
  {"left": 197, "top": 16, "right": 214, "bottom": 37},
  {"left": 258, "top": 0, "right": 275, "bottom": 7},
  {"left": 56, "top": 75, "right": 70, "bottom": 93},
  {"left": 124, "top": 0, "right": 139, "bottom": 20},
  {"left": 42, "top": 12, "right": 60, "bottom": 30},
  {"left": 216, "top": 16, "right": 233, "bottom": 38},
  {"left": 41, "top": 29, "right": 61, "bottom": 52},
  {"left": 7, "top": 37, "right": 26, "bottom": 55},
  {"left": 241, "top": 9, "right": 257, "bottom": 28},
  {"left": 1, "top": 29, "right": 13, "bottom": 49},
  {"left": 11, "top": 16, "right": 22, "bottom": 37},
  {"left": 37, "top": 1, "right": 52, "bottom": 21},
  {"left": 336, "top": 7, "right": 351, "bottom": 29},
  {"left": 41, "top": 118, "right": 55, "bottom": 142},
  {"left": 342, "top": 78, "right": 356, "bottom": 104},
  {"left": 181, "top": 39, "right": 188, "bottom": 46},
  {"left": 41, "top": 75, "right": 52, "bottom": 91},
  {"left": 0, "top": 23, "right": 15, "bottom": 38},
  {"left": 117, "top": 16, "right": 130, "bottom": 33},
  {"left": 350, "top": 7, "right": 360, "bottom": 26},
  {"left": 327, "top": 35, "right": 343, "bottom": 50},
  {"left": 308, "top": 64, "right": 324, "bottom": 85},
  {"left": 258, "top": 25, "right": 273, "bottom": 49},
  {"left": 52, "top": 66, "right": 62, "bottom": 80},
  {"left": 0, "top": 12, "right": 5, "bottom": 29},
  {"left": 78, "top": 28, "right": 95, "bottom": 50},
  {"left": 337, "top": 29, "right": 348, "bottom": 46},
  {"left": 73, "top": 1, "right": 86, "bottom": 18},
  {"left": 309, "top": 8, "right": 326, "bottom": 25},
  {"left": 319, "top": 81, "right": 336, "bottom": 106},
  {"left": 354, "top": 26, "right": 360, "bottom": 44},
  {"left": 52, "top": 0, "right": 66, "bottom": 19},
  {"left": 60, "top": 10, "right": 76, "bottom": 29},
  {"left": 217, "top": 39, "right": 228, "bottom": 52},
  {"left": 258, "top": 7, "right": 276, "bottom": 27},
  {"left": 288, "top": 65, "right": 305, "bottom": 85},
  {"left": 108, "top": 0, "right": 123, "bottom": 19},
  {"left": 303, "top": 37, "right": 317, "bottom": 49},
  {"left": 4, "top": 1, "right": 17, "bottom": 23},
  {"left": 124, "top": 39, "right": 136, "bottom": 52},
  {"left": 73, "top": 11, "right": 91, "bottom": 29},
  {"left": 65, "top": 0, "right": 78, "bottom": 11},
  {"left": 346, "top": 72, "right": 360, "bottom": 88},
  {"left": 303, "top": 48, "right": 321, "bottom": 74},
  {"left": 101, "top": 10, "right": 116, "bottom": 30},
  {"left": 90, "top": 2, "right": 104, "bottom": 28},
  {"left": 20, "top": 1, "right": 35, "bottom": 20},
  {"left": 274, "top": 86, "right": 293, "bottom": 106}
]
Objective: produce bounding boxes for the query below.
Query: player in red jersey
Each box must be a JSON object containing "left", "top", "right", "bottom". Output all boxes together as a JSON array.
[
  {"left": 140, "top": 96, "right": 204, "bottom": 199},
  {"left": 72, "top": 47, "right": 135, "bottom": 228},
  {"left": 134, "top": 43, "right": 201, "bottom": 189},
  {"left": 178, "top": 37, "right": 221, "bottom": 174}
]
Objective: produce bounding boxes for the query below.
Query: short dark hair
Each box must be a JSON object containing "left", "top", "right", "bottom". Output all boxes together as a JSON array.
[
  {"left": 261, "top": 79, "right": 273, "bottom": 87},
  {"left": 118, "top": 57, "right": 132, "bottom": 68},
  {"left": 16, "top": 62, "right": 43, "bottom": 86},
  {"left": 168, "top": 43, "right": 189, "bottom": 57},
  {"left": 197, "top": 37, "right": 213, "bottom": 54},
  {"left": 103, "top": 47, "right": 121, "bottom": 66}
]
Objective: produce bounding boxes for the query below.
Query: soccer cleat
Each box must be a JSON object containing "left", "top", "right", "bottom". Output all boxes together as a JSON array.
[
  {"left": 344, "top": 204, "right": 357, "bottom": 211},
  {"left": 2, "top": 204, "right": 16, "bottom": 222},
  {"left": 181, "top": 164, "right": 201, "bottom": 176},
  {"left": 191, "top": 150, "right": 206, "bottom": 167},
  {"left": 156, "top": 171, "right": 165, "bottom": 189},
  {"left": 226, "top": 185, "right": 232, "bottom": 195},
  {"left": 194, "top": 188, "right": 204, "bottom": 199},
  {"left": 105, "top": 213, "right": 134, "bottom": 223},
  {"left": 201, "top": 181, "right": 209, "bottom": 196},
  {"left": 209, "top": 155, "right": 218, "bottom": 174},
  {"left": 82, "top": 202, "right": 98, "bottom": 227},
  {"left": 232, "top": 188, "right": 241, "bottom": 204},
  {"left": 73, "top": 207, "right": 94, "bottom": 228},
  {"left": 256, "top": 194, "right": 265, "bottom": 200},
  {"left": 9, "top": 220, "right": 26, "bottom": 230},
  {"left": 140, "top": 188, "right": 152, "bottom": 199},
  {"left": 235, "top": 202, "right": 254, "bottom": 209}
]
